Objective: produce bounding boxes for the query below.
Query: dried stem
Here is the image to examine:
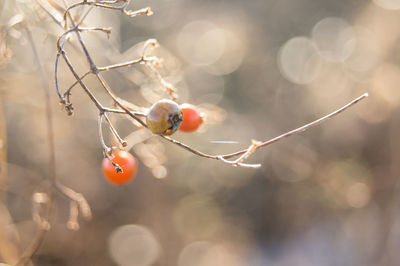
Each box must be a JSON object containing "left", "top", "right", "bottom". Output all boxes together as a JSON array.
[
  {"left": 98, "top": 114, "right": 111, "bottom": 154},
  {"left": 102, "top": 107, "right": 147, "bottom": 117},
  {"left": 103, "top": 113, "right": 128, "bottom": 147},
  {"left": 63, "top": 0, "right": 152, "bottom": 26},
  {"left": 97, "top": 56, "right": 147, "bottom": 71},
  {"left": 60, "top": 50, "right": 104, "bottom": 110},
  {"left": 219, "top": 93, "right": 369, "bottom": 159},
  {"left": 98, "top": 114, "right": 124, "bottom": 172},
  {"left": 161, "top": 93, "right": 368, "bottom": 168}
]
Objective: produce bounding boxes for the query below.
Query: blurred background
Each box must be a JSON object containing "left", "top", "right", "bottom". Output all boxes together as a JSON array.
[{"left": 1, "top": 0, "right": 400, "bottom": 265}]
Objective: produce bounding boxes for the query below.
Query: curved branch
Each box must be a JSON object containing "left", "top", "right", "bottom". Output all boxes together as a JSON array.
[{"left": 160, "top": 93, "right": 369, "bottom": 167}]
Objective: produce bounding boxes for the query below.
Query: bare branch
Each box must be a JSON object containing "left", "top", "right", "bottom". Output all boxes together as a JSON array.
[
  {"left": 59, "top": 49, "right": 104, "bottom": 110},
  {"left": 160, "top": 93, "right": 369, "bottom": 167},
  {"left": 103, "top": 107, "right": 147, "bottom": 117},
  {"left": 97, "top": 57, "right": 146, "bottom": 71},
  {"left": 220, "top": 93, "right": 369, "bottom": 160},
  {"left": 98, "top": 114, "right": 112, "bottom": 154},
  {"left": 103, "top": 112, "right": 128, "bottom": 147}
]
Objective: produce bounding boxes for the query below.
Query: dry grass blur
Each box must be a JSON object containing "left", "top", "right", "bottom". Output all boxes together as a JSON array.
[{"left": 0, "top": 0, "right": 399, "bottom": 265}]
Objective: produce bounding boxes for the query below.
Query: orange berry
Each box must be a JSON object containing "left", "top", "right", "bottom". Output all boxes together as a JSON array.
[
  {"left": 102, "top": 150, "right": 137, "bottom": 185},
  {"left": 179, "top": 103, "right": 203, "bottom": 132}
]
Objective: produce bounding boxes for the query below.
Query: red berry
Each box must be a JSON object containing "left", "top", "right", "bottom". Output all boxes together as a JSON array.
[
  {"left": 179, "top": 103, "right": 203, "bottom": 132},
  {"left": 102, "top": 150, "right": 137, "bottom": 185}
]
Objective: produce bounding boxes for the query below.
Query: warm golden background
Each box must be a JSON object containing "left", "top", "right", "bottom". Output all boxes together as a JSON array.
[{"left": 1, "top": 0, "right": 399, "bottom": 265}]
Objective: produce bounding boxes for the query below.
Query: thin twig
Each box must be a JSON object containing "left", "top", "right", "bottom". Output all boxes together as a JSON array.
[
  {"left": 144, "top": 62, "right": 178, "bottom": 100},
  {"left": 103, "top": 107, "right": 147, "bottom": 117},
  {"left": 63, "top": 0, "right": 152, "bottom": 25},
  {"left": 64, "top": 70, "right": 91, "bottom": 108},
  {"left": 160, "top": 93, "right": 368, "bottom": 167},
  {"left": 59, "top": 50, "right": 104, "bottom": 110},
  {"left": 97, "top": 57, "right": 146, "bottom": 71},
  {"left": 103, "top": 112, "right": 127, "bottom": 147},
  {"left": 98, "top": 114, "right": 111, "bottom": 154},
  {"left": 220, "top": 93, "right": 369, "bottom": 159},
  {"left": 98, "top": 115, "right": 123, "bottom": 172}
]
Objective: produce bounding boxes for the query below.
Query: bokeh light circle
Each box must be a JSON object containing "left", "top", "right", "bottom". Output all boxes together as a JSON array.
[
  {"left": 312, "top": 17, "right": 355, "bottom": 62},
  {"left": 177, "top": 20, "right": 245, "bottom": 74},
  {"left": 373, "top": 0, "right": 400, "bottom": 10},
  {"left": 178, "top": 241, "right": 243, "bottom": 266},
  {"left": 177, "top": 21, "right": 225, "bottom": 66},
  {"left": 108, "top": 224, "right": 161, "bottom": 266},
  {"left": 278, "top": 36, "right": 322, "bottom": 84}
]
